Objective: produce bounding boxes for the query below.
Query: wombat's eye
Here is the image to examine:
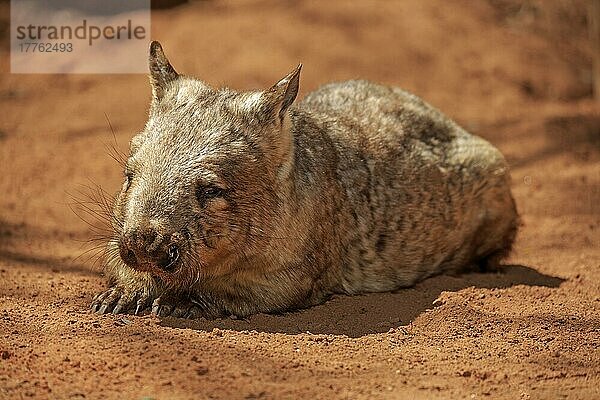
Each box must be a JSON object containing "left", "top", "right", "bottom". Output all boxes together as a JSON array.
[{"left": 196, "top": 184, "right": 224, "bottom": 205}]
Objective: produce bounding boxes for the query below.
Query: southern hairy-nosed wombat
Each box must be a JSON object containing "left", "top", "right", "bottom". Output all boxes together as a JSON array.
[{"left": 91, "top": 41, "right": 518, "bottom": 318}]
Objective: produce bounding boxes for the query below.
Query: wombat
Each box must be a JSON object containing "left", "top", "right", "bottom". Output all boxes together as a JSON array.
[{"left": 91, "top": 41, "right": 518, "bottom": 318}]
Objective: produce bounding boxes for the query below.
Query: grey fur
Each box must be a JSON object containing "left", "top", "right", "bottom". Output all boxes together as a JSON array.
[{"left": 91, "top": 41, "right": 518, "bottom": 318}]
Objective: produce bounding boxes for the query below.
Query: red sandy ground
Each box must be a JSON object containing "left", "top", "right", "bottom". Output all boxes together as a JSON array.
[{"left": 0, "top": 1, "right": 598, "bottom": 399}]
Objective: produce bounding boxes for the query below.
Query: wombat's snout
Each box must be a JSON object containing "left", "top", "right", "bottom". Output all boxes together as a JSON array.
[{"left": 119, "top": 227, "right": 181, "bottom": 272}]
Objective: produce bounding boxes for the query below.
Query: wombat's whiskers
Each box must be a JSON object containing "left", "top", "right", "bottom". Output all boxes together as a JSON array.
[
  {"left": 69, "top": 182, "right": 122, "bottom": 271},
  {"left": 103, "top": 113, "right": 127, "bottom": 169}
]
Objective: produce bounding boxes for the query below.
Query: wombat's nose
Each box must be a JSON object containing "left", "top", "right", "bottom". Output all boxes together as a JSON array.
[
  {"left": 134, "top": 227, "right": 158, "bottom": 249},
  {"left": 119, "top": 227, "right": 180, "bottom": 271}
]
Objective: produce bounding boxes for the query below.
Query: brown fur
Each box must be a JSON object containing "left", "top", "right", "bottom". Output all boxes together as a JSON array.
[{"left": 91, "top": 41, "right": 518, "bottom": 318}]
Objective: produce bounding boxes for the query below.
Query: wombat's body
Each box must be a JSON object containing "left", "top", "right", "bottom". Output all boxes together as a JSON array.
[{"left": 92, "top": 42, "right": 518, "bottom": 318}]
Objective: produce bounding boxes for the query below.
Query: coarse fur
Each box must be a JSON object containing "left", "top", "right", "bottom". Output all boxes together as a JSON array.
[{"left": 91, "top": 41, "right": 518, "bottom": 318}]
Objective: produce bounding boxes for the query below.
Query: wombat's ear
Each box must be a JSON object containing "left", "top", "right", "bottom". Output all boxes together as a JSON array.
[
  {"left": 148, "top": 41, "right": 179, "bottom": 100},
  {"left": 256, "top": 65, "right": 301, "bottom": 170},
  {"left": 264, "top": 64, "right": 302, "bottom": 121}
]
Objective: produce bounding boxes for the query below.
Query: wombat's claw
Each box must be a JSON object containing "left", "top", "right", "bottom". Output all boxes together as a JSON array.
[
  {"left": 91, "top": 293, "right": 102, "bottom": 309},
  {"left": 91, "top": 287, "right": 123, "bottom": 315},
  {"left": 151, "top": 297, "right": 161, "bottom": 315},
  {"left": 149, "top": 297, "right": 203, "bottom": 319},
  {"left": 91, "top": 287, "right": 153, "bottom": 316},
  {"left": 91, "top": 287, "right": 116, "bottom": 313},
  {"left": 150, "top": 298, "right": 176, "bottom": 317},
  {"left": 135, "top": 293, "right": 152, "bottom": 315}
]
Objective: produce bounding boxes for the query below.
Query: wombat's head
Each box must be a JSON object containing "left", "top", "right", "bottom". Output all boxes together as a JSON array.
[{"left": 110, "top": 41, "right": 301, "bottom": 284}]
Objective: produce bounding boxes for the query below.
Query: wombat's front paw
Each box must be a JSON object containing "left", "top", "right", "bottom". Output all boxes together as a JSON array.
[
  {"left": 150, "top": 295, "right": 224, "bottom": 319},
  {"left": 150, "top": 297, "right": 205, "bottom": 319},
  {"left": 91, "top": 286, "right": 155, "bottom": 315}
]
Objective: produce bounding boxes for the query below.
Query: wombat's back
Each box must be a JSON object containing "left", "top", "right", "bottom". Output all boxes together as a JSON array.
[{"left": 296, "top": 80, "right": 518, "bottom": 294}]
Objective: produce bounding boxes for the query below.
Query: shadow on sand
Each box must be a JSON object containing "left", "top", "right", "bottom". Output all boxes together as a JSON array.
[
  {"left": 0, "top": 219, "right": 100, "bottom": 277},
  {"left": 159, "top": 264, "right": 565, "bottom": 337}
]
